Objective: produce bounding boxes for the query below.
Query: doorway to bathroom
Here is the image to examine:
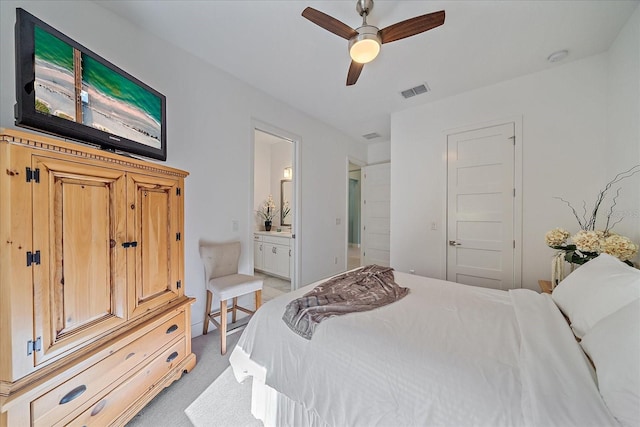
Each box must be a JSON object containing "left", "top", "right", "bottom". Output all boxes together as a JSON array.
[{"left": 252, "top": 125, "right": 298, "bottom": 295}]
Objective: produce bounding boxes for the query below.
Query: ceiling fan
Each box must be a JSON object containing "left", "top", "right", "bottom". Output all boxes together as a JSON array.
[{"left": 302, "top": 0, "right": 445, "bottom": 86}]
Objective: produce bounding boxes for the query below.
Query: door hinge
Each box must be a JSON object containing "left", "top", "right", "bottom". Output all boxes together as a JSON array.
[
  {"left": 176, "top": 232, "right": 181, "bottom": 241},
  {"left": 176, "top": 280, "right": 182, "bottom": 289},
  {"left": 26, "top": 250, "right": 41, "bottom": 266},
  {"left": 176, "top": 187, "right": 181, "bottom": 196},
  {"left": 26, "top": 167, "right": 40, "bottom": 183},
  {"left": 27, "top": 337, "right": 42, "bottom": 355}
]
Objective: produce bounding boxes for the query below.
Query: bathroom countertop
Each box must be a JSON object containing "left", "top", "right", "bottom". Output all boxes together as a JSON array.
[{"left": 254, "top": 230, "right": 292, "bottom": 237}]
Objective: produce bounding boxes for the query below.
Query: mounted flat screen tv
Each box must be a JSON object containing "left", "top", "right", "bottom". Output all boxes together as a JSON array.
[{"left": 14, "top": 8, "right": 167, "bottom": 161}]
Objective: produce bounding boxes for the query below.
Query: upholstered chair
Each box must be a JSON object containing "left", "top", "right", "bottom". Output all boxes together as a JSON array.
[{"left": 199, "top": 241, "right": 263, "bottom": 354}]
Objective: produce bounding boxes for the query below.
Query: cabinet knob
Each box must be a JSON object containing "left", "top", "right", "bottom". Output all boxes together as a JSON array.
[
  {"left": 59, "top": 385, "right": 87, "bottom": 405},
  {"left": 90, "top": 399, "right": 107, "bottom": 417}
]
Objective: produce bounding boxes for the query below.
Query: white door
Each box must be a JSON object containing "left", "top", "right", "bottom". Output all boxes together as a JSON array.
[
  {"left": 361, "top": 163, "right": 390, "bottom": 267},
  {"left": 446, "top": 123, "right": 516, "bottom": 290}
]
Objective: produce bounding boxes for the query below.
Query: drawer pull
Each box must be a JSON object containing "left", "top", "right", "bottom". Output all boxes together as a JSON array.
[
  {"left": 125, "top": 352, "right": 136, "bottom": 360},
  {"left": 166, "top": 351, "right": 179, "bottom": 363},
  {"left": 166, "top": 324, "right": 179, "bottom": 334},
  {"left": 91, "top": 399, "right": 107, "bottom": 416},
  {"left": 59, "top": 385, "right": 87, "bottom": 405}
]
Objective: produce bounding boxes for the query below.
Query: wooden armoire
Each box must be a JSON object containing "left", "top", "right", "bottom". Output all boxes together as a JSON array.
[{"left": 0, "top": 128, "right": 195, "bottom": 426}]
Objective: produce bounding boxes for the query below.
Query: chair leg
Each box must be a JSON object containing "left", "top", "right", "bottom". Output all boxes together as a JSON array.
[
  {"left": 232, "top": 297, "right": 238, "bottom": 323},
  {"left": 255, "top": 289, "right": 262, "bottom": 310},
  {"left": 220, "top": 299, "right": 228, "bottom": 355},
  {"left": 203, "top": 290, "right": 213, "bottom": 335}
]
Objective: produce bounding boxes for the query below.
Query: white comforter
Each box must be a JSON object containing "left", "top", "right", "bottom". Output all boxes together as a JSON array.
[{"left": 231, "top": 272, "right": 617, "bottom": 427}]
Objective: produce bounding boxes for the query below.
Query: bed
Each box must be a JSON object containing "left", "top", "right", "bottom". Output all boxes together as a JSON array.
[{"left": 230, "top": 254, "right": 639, "bottom": 427}]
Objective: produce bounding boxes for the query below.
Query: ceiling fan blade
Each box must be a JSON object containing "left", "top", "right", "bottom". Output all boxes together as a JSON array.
[
  {"left": 302, "top": 7, "right": 358, "bottom": 40},
  {"left": 379, "top": 10, "right": 445, "bottom": 44},
  {"left": 346, "top": 61, "right": 364, "bottom": 86}
]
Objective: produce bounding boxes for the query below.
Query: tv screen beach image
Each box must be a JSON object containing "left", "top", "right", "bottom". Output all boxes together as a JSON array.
[
  {"left": 34, "top": 26, "right": 162, "bottom": 149},
  {"left": 34, "top": 26, "right": 75, "bottom": 122}
]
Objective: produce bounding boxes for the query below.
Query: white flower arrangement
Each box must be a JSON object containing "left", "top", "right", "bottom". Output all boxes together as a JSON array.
[
  {"left": 257, "top": 195, "right": 278, "bottom": 222},
  {"left": 281, "top": 200, "right": 291, "bottom": 221},
  {"left": 545, "top": 165, "right": 639, "bottom": 269},
  {"left": 601, "top": 233, "right": 639, "bottom": 262},
  {"left": 545, "top": 228, "right": 570, "bottom": 247}
]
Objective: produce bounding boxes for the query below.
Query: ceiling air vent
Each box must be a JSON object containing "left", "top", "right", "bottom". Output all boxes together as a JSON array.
[
  {"left": 362, "top": 132, "right": 381, "bottom": 140},
  {"left": 400, "top": 83, "right": 430, "bottom": 99}
]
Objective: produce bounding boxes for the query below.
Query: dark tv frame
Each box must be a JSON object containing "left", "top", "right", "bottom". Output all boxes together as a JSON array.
[{"left": 14, "top": 8, "right": 167, "bottom": 161}]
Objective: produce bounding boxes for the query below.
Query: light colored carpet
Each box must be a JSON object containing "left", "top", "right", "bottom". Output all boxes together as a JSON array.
[
  {"left": 185, "top": 367, "right": 261, "bottom": 427},
  {"left": 125, "top": 326, "right": 258, "bottom": 426},
  {"left": 125, "top": 285, "right": 287, "bottom": 427}
]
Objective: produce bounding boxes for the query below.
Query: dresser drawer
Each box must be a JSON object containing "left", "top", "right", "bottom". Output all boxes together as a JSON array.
[
  {"left": 32, "top": 311, "right": 186, "bottom": 426},
  {"left": 262, "top": 235, "right": 290, "bottom": 246},
  {"left": 66, "top": 337, "right": 187, "bottom": 426}
]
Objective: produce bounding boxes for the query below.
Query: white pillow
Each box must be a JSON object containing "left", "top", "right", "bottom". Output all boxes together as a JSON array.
[
  {"left": 580, "top": 300, "right": 640, "bottom": 427},
  {"left": 552, "top": 253, "right": 640, "bottom": 338}
]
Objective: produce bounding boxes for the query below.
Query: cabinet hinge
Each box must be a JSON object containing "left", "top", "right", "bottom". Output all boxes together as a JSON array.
[
  {"left": 513, "top": 188, "right": 516, "bottom": 197},
  {"left": 176, "top": 232, "right": 181, "bottom": 241},
  {"left": 176, "top": 187, "right": 181, "bottom": 196},
  {"left": 176, "top": 280, "right": 182, "bottom": 289},
  {"left": 26, "top": 167, "right": 40, "bottom": 183},
  {"left": 27, "top": 337, "right": 42, "bottom": 355},
  {"left": 513, "top": 240, "right": 516, "bottom": 249},
  {"left": 26, "top": 250, "right": 41, "bottom": 267}
]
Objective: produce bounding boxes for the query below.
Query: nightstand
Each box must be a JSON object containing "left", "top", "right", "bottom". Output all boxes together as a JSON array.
[{"left": 538, "top": 280, "right": 553, "bottom": 294}]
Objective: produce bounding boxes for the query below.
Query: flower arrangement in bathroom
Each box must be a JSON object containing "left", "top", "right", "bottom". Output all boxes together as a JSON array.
[
  {"left": 545, "top": 165, "right": 640, "bottom": 287},
  {"left": 281, "top": 200, "right": 291, "bottom": 222},
  {"left": 257, "top": 195, "right": 278, "bottom": 231}
]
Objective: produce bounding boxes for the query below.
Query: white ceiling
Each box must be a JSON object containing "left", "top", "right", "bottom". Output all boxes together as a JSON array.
[{"left": 95, "top": 0, "right": 639, "bottom": 144}]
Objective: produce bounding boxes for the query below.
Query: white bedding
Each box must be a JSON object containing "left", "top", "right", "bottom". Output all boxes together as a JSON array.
[{"left": 230, "top": 271, "right": 618, "bottom": 427}]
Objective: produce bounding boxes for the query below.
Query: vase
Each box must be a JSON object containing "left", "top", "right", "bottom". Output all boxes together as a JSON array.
[{"left": 265, "top": 220, "right": 272, "bottom": 231}]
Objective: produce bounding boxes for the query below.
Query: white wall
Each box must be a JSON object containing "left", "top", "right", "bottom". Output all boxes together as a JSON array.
[
  {"left": 367, "top": 140, "right": 391, "bottom": 164},
  {"left": 606, "top": 6, "right": 640, "bottom": 250},
  {"left": 0, "top": 1, "right": 367, "bottom": 334},
  {"left": 391, "top": 43, "right": 639, "bottom": 290}
]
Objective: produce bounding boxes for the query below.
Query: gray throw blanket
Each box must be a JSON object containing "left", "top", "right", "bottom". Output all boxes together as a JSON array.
[{"left": 282, "top": 265, "right": 409, "bottom": 339}]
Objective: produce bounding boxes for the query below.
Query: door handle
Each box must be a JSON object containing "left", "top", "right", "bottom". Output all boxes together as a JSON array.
[{"left": 449, "top": 240, "right": 461, "bottom": 246}]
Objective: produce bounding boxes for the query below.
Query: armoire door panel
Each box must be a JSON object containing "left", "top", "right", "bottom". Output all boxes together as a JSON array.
[
  {"left": 32, "top": 156, "right": 127, "bottom": 366},
  {"left": 128, "top": 173, "right": 181, "bottom": 318},
  {"left": 57, "top": 179, "right": 112, "bottom": 333},
  {"left": 140, "top": 189, "right": 170, "bottom": 301}
]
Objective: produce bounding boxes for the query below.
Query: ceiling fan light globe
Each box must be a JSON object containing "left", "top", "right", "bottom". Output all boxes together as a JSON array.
[{"left": 349, "top": 31, "right": 381, "bottom": 64}]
